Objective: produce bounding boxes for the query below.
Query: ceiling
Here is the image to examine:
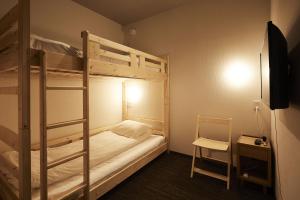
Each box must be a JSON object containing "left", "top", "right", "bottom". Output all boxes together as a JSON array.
[{"left": 73, "top": 0, "right": 194, "bottom": 25}]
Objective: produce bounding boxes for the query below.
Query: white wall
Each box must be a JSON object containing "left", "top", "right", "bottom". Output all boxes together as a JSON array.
[
  {"left": 126, "top": 80, "right": 164, "bottom": 121},
  {"left": 30, "top": 0, "right": 124, "bottom": 47},
  {"left": 124, "top": 0, "right": 270, "bottom": 161},
  {"left": 270, "top": 0, "right": 300, "bottom": 199}
]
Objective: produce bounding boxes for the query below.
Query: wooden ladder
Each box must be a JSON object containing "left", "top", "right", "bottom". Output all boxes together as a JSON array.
[{"left": 39, "top": 51, "right": 90, "bottom": 200}]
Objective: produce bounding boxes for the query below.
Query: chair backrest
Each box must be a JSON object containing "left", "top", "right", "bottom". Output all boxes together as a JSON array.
[{"left": 195, "top": 115, "right": 232, "bottom": 143}]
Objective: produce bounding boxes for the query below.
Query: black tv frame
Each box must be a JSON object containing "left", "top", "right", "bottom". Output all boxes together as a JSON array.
[{"left": 261, "top": 21, "right": 289, "bottom": 110}]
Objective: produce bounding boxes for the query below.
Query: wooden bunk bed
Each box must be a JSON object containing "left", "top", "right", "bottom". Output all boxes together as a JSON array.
[{"left": 0, "top": 1, "right": 170, "bottom": 200}]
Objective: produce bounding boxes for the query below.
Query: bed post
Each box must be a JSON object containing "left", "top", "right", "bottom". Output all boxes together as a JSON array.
[
  {"left": 82, "top": 30, "right": 90, "bottom": 200},
  {"left": 18, "top": 0, "right": 31, "bottom": 199},
  {"left": 122, "top": 81, "right": 128, "bottom": 120},
  {"left": 164, "top": 56, "right": 170, "bottom": 152}
]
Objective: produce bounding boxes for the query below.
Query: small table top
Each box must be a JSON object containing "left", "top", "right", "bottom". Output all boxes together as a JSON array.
[{"left": 237, "top": 135, "right": 271, "bottom": 149}]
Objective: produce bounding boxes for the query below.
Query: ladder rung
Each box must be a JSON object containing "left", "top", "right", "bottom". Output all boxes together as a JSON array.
[
  {"left": 47, "top": 119, "right": 86, "bottom": 130},
  {"left": 47, "top": 150, "right": 86, "bottom": 169},
  {"left": 47, "top": 86, "right": 87, "bottom": 91}
]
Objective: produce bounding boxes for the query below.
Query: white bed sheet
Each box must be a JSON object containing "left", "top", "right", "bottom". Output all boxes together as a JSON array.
[
  {"left": 2, "top": 131, "right": 143, "bottom": 189},
  {"left": 0, "top": 134, "right": 165, "bottom": 200}
]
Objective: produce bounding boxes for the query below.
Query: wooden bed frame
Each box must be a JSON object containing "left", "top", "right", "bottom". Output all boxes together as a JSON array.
[{"left": 0, "top": 1, "right": 170, "bottom": 200}]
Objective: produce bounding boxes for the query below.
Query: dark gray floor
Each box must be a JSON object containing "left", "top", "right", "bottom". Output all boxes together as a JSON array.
[{"left": 99, "top": 152, "right": 275, "bottom": 200}]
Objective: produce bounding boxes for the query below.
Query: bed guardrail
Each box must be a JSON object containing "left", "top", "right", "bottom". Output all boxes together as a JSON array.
[{"left": 83, "top": 31, "right": 168, "bottom": 80}]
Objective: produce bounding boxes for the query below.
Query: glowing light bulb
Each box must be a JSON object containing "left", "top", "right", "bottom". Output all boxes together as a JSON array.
[
  {"left": 127, "top": 85, "right": 142, "bottom": 104},
  {"left": 223, "top": 59, "right": 252, "bottom": 89}
]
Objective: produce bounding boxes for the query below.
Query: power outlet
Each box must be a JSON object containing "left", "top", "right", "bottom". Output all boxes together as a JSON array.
[{"left": 253, "top": 100, "right": 261, "bottom": 112}]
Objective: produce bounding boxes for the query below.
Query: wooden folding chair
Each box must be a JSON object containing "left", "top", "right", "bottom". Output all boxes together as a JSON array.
[{"left": 190, "top": 115, "right": 232, "bottom": 189}]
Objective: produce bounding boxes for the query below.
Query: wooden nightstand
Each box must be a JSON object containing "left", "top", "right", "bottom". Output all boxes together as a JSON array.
[{"left": 237, "top": 135, "right": 272, "bottom": 192}]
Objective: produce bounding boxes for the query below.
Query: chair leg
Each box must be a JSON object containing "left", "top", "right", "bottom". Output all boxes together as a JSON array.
[
  {"left": 226, "top": 162, "right": 230, "bottom": 189},
  {"left": 191, "top": 146, "right": 197, "bottom": 178},
  {"left": 226, "top": 150, "right": 231, "bottom": 190}
]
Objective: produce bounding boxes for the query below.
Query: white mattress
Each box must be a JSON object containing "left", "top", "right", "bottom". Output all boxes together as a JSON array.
[
  {"left": 3, "top": 131, "right": 145, "bottom": 189},
  {"left": 0, "top": 134, "right": 165, "bottom": 200}
]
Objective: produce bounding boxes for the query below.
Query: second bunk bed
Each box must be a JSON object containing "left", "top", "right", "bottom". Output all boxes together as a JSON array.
[{"left": 0, "top": 2, "right": 170, "bottom": 200}]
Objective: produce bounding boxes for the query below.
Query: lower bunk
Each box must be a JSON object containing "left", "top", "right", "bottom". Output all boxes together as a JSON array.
[{"left": 0, "top": 121, "right": 167, "bottom": 200}]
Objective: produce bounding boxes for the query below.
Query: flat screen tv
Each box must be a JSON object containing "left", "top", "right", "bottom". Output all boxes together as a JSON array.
[{"left": 261, "top": 21, "right": 289, "bottom": 110}]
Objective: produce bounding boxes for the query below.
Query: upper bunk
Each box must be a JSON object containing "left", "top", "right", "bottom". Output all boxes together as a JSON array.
[
  {"left": 82, "top": 31, "right": 168, "bottom": 80},
  {"left": 0, "top": 6, "right": 168, "bottom": 81}
]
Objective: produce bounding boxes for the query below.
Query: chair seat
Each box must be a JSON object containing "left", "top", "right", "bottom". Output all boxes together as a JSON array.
[{"left": 192, "top": 137, "right": 229, "bottom": 151}]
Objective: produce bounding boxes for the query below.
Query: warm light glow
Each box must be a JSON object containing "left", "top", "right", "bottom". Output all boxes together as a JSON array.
[
  {"left": 127, "top": 85, "right": 142, "bottom": 104},
  {"left": 223, "top": 59, "right": 252, "bottom": 89}
]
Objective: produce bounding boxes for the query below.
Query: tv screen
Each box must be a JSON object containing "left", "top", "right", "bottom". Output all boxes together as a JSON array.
[{"left": 261, "top": 21, "right": 289, "bottom": 110}]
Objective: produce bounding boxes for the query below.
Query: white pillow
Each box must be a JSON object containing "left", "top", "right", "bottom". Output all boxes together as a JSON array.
[{"left": 111, "top": 120, "right": 152, "bottom": 140}]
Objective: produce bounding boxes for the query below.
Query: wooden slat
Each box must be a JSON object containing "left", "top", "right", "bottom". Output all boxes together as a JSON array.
[
  {"left": 18, "top": 0, "right": 32, "bottom": 199},
  {"left": 88, "top": 33, "right": 167, "bottom": 63},
  {"left": 198, "top": 116, "right": 232, "bottom": 125},
  {"left": 130, "top": 53, "right": 138, "bottom": 68},
  {"left": 34, "top": 66, "right": 83, "bottom": 75},
  {"left": 0, "top": 86, "right": 18, "bottom": 94},
  {"left": 138, "top": 50, "right": 167, "bottom": 64},
  {"left": 128, "top": 115, "right": 164, "bottom": 132},
  {"left": 96, "top": 48, "right": 131, "bottom": 62},
  {"left": 0, "top": 31, "right": 17, "bottom": 50},
  {"left": 88, "top": 42, "right": 98, "bottom": 58},
  {"left": 59, "top": 183, "right": 87, "bottom": 200},
  {"left": 90, "top": 59, "right": 166, "bottom": 80},
  {"left": 122, "top": 81, "right": 128, "bottom": 120},
  {"left": 82, "top": 30, "right": 90, "bottom": 200},
  {"left": 201, "top": 155, "right": 229, "bottom": 164},
  {"left": 47, "top": 86, "right": 86, "bottom": 91},
  {"left": 31, "top": 125, "right": 113, "bottom": 150},
  {"left": 164, "top": 56, "right": 170, "bottom": 147},
  {"left": 89, "top": 34, "right": 131, "bottom": 54},
  {"left": 0, "top": 5, "right": 18, "bottom": 36},
  {"left": 145, "top": 61, "right": 162, "bottom": 70},
  {"left": 90, "top": 59, "right": 134, "bottom": 77},
  {"left": 193, "top": 137, "right": 229, "bottom": 151},
  {"left": 39, "top": 50, "right": 48, "bottom": 200},
  {"left": 45, "top": 51, "right": 83, "bottom": 71},
  {"left": 90, "top": 143, "right": 167, "bottom": 199},
  {"left": 0, "top": 125, "right": 18, "bottom": 150},
  {"left": 193, "top": 167, "right": 227, "bottom": 181},
  {"left": 139, "top": 56, "right": 145, "bottom": 68},
  {"left": 0, "top": 155, "right": 19, "bottom": 178},
  {"left": 161, "top": 62, "right": 166, "bottom": 73},
  {"left": 47, "top": 150, "right": 86, "bottom": 169},
  {"left": 135, "top": 67, "right": 166, "bottom": 80},
  {"left": 47, "top": 118, "right": 86, "bottom": 130}
]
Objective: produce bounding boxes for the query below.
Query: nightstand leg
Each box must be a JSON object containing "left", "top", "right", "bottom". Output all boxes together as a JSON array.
[
  {"left": 199, "top": 147, "right": 202, "bottom": 159},
  {"left": 226, "top": 148, "right": 231, "bottom": 190}
]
